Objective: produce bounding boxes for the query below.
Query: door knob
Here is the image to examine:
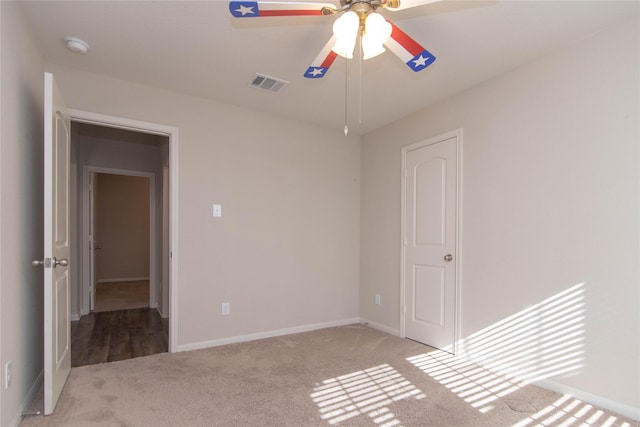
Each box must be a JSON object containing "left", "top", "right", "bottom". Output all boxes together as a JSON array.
[
  {"left": 444, "top": 254, "right": 453, "bottom": 262},
  {"left": 31, "top": 258, "right": 68, "bottom": 267},
  {"left": 53, "top": 258, "right": 69, "bottom": 267}
]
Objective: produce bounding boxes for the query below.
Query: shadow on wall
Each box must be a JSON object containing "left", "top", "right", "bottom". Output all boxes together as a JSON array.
[
  {"left": 406, "top": 282, "right": 633, "bottom": 425},
  {"left": 461, "top": 282, "right": 586, "bottom": 384},
  {"left": 409, "top": 283, "right": 586, "bottom": 413}
]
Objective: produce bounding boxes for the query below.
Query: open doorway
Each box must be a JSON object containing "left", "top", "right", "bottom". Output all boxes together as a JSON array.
[
  {"left": 92, "top": 172, "right": 151, "bottom": 312},
  {"left": 69, "top": 121, "right": 172, "bottom": 366}
]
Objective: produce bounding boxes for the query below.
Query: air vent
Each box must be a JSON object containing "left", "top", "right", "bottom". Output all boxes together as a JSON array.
[{"left": 249, "top": 73, "right": 289, "bottom": 93}]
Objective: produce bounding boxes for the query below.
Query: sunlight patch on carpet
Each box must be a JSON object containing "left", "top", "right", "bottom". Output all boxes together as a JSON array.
[
  {"left": 513, "top": 394, "right": 632, "bottom": 427},
  {"left": 311, "top": 364, "right": 426, "bottom": 425}
]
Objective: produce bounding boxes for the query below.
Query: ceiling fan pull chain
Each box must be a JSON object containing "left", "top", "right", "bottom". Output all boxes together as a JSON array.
[
  {"left": 359, "top": 34, "right": 363, "bottom": 126},
  {"left": 344, "top": 53, "right": 349, "bottom": 136}
]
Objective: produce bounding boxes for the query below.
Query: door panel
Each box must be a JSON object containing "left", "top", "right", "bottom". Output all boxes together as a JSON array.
[
  {"left": 43, "top": 72, "right": 71, "bottom": 414},
  {"left": 55, "top": 272, "right": 69, "bottom": 361},
  {"left": 415, "top": 158, "right": 446, "bottom": 246},
  {"left": 414, "top": 265, "right": 445, "bottom": 327},
  {"left": 403, "top": 133, "right": 458, "bottom": 353}
]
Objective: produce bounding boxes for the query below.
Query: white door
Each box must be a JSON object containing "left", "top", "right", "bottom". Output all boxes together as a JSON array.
[
  {"left": 43, "top": 72, "right": 72, "bottom": 414},
  {"left": 402, "top": 132, "right": 459, "bottom": 353}
]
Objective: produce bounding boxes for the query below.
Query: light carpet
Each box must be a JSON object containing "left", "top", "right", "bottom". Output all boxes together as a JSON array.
[{"left": 21, "top": 325, "right": 637, "bottom": 426}]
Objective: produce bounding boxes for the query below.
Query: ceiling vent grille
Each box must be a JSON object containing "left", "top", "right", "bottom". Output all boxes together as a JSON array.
[{"left": 249, "top": 73, "right": 289, "bottom": 93}]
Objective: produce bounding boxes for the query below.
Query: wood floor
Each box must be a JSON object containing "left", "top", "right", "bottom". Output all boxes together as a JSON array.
[{"left": 71, "top": 308, "right": 168, "bottom": 367}]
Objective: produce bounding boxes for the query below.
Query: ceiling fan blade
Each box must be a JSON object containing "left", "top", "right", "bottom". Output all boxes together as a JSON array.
[
  {"left": 384, "top": 20, "right": 435, "bottom": 72},
  {"left": 229, "top": 1, "right": 337, "bottom": 17},
  {"left": 304, "top": 36, "right": 338, "bottom": 78},
  {"left": 384, "top": 0, "right": 442, "bottom": 11}
]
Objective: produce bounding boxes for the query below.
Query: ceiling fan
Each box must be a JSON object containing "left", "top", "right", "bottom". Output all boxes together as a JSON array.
[{"left": 229, "top": 0, "right": 438, "bottom": 79}]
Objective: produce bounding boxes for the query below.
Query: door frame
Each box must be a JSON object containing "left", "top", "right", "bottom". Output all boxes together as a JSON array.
[
  {"left": 83, "top": 167, "right": 156, "bottom": 312},
  {"left": 400, "top": 129, "right": 463, "bottom": 354},
  {"left": 69, "top": 109, "right": 179, "bottom": 353}
]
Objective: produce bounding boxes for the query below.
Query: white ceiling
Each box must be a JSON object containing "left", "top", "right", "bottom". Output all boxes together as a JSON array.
[{"left": 19, "top": 0, "right": 637, "bottom": 135}]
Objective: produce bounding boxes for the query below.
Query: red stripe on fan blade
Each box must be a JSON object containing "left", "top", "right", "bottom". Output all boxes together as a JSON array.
[
  {"left": 389, "top": 22, "right": 424, "bottom": 56},
  {"left": 321, "top": 51, "right": 338, "bottom": 68}
]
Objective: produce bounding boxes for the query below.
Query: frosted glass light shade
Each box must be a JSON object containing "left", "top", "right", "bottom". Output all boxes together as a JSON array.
[
  {"left": 332, "top": 11, "right": 359, "bottom": 59},
  {"left": 362, "top": 12, "right": 392, "bottom": 60}
]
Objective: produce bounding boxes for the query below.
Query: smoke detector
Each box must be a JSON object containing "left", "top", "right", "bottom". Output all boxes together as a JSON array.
[{"left": 64, "top": 37, "right": 90, "bottom": 54}]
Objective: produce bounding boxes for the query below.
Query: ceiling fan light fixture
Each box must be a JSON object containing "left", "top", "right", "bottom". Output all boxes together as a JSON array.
[
  {"left": 362, "top": 12, "right": 392, "bottom": 60},
  {"left": 332, "top": 11, "right": 359, "bottom": 59}
]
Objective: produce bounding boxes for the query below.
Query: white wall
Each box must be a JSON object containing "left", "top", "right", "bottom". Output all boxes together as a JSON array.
[
  {"left": 361, "top": 18, "right": 639, "bottom": 414},
  {"left": 48, "top": 64, "right": 362, "bottom": 348},
  {"left": 0, "top": 2, "right": 45, "bottom": 426}
]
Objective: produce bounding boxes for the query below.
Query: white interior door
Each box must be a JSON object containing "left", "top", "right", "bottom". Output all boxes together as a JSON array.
[
  {"left": 43, "top": 72, "right": 72, "bottom": 414},
  {"left": 402, "top": 132, "right": 459, "bottom": 353}
]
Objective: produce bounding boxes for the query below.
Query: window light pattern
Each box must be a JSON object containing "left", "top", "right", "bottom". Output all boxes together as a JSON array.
[
  {"left": 514, "top": 394, "right": 632, "bottom": 427},
  {"left": 311, "top": 364, "right": 426, "bottom": 425},
  {"left": 407, "top": 283, "right": 587, "bottom": 415}
]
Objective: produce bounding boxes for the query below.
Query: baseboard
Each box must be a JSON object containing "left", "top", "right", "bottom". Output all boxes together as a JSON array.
[
  {"left": 177, "top": 317, "right": 361, "bottom": 352},
  {"left": 97, "top": 277, "right": 149, "bottom": 283},
  {"left": 359, "top": 318, "right": 401, "bottom": 336},
  {"left": 157, "top": 305, "right": 169, "bottom": 319},
  {"left": 70, "top": 313, "right": 81, "bottom": 321},
  {"left": 535, "top": 378, "right": 640, "bottom": 422},
  {"left": 10, "top": 369, "right": 43, "bottom": 427}
]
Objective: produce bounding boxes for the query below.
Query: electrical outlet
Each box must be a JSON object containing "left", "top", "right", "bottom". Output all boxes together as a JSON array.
[
  {"left": 375, "top": 294, "right": 381, "bottom": 305},
  {"left": 5, "top": 361, "right": 12, "bottom": 389},
  {"left": 221, "top": 302, "right": 230, "bottom": 316}
]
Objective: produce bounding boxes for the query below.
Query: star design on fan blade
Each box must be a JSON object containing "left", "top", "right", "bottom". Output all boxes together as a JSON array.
[
  {"left": 309, "top": 68, "right": 325, "bottom": 77},
  {"left": 412, "top": 54, "right": 430, "bottom": 69},
  {"left": 235, "top": 4, "right": 256, "bottom": 16}
]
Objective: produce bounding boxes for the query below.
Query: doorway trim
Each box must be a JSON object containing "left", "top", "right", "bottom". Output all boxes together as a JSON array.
[
  {"left": 83, "top": 167, "right": 156, "bottom": 312},
  {"left": 400, "top": 129, "right": 462, "bottom": 354},
  {"left": 69, "top": 109, "right": 179, "bottom": 353}
]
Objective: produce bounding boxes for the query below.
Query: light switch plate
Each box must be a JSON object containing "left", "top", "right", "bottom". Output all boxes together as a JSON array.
[{"left": 213, "top": 204, "right": 222, "bottom": 217}]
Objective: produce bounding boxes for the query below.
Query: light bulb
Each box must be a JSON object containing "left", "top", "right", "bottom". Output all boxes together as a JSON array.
[
  {"left": 332, "top": 11, "right": 359, "bottom": 59},
  {"left": 362, "top": 13, "right": 392, "bottom": 60}
]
